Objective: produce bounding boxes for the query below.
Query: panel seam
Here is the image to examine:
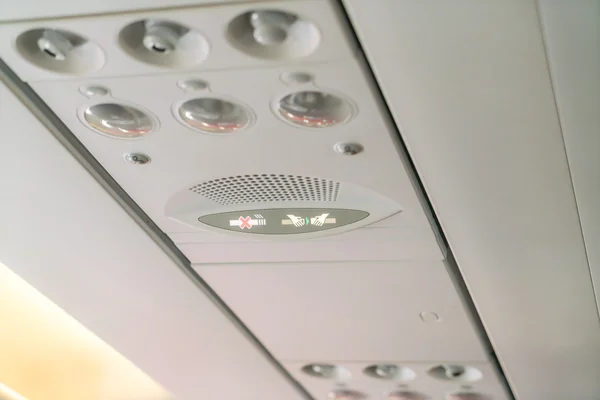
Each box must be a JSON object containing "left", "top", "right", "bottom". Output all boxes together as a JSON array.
[{"left": 534, "top": 0, "right": 600, "bottom": 326}]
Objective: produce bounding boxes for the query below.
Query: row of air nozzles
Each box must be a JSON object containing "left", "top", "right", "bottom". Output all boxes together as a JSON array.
[{"left": 17, "top": 9, "right": 321, "bottom": 75}]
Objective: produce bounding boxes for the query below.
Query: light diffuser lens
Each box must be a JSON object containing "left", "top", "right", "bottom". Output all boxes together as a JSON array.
[
  {"left": 387, "top": 391, "right": 427, "bottom": 400},
  {"left": 178, "top": 98, "right": 252, "bottom": 133},
  {"left": 277, "top": 91, "right": 353, "bottom": 128},
  {"left": 84, "top": 103, "right": 155, "bottom": 138},
  {"left": 328, "top": 389, "right": 365, "bottom": 400},
  {"left": 447, "top": 393, "right": 491, "bottom": 400}
]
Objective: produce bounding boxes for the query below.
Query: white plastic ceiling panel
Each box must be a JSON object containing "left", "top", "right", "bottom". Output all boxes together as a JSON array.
[
  {"left": 0, "top": 0, "right": 244, "bottom": 22},
  {"left": 195, "top": 261, "right": 488, "bottom": 362},
  {"left": 28, "top": 58, "right": 444, "bottom": 263},
  {"left": 0, "top": 0, "right": 354, "bottom": 82},
  {"left": 175, "top": 228, "right": 443, "bottom": 264},
  {"left": 0, "top": 1, "right": 507, "bottom": 399},
  {"left": 342, "top": 0, "right": 600, "bottom": 398},
  {"left": 0, "top": 0, "right": 444, "bottom": 263},
  {"left": 286, "top": 361, "right": 510, "bottom": 400},
  {"left": 539, "top": 0, "right": 600, "bottom": 323},
  {"left": 0, "top": 81, "right": 309, "bottom": 400}
]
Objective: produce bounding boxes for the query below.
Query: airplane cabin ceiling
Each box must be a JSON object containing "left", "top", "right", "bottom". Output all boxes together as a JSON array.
[
  {"left": 342, "top": 1, "right": 600, "bottom": 398},
  {"left": 0, "top": 1, "right": 598, "bottom": 399}
]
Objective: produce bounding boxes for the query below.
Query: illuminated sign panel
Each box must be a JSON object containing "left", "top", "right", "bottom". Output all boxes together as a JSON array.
[{"left": 198, "top": 208, "right": 369, "bottom": 234}]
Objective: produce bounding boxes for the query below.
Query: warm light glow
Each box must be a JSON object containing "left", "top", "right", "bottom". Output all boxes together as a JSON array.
[
  {"left": 0, "top": 262, "right": 173, "bottom": 400},
  {"left": 0, "top": 383, "right": 29, "bottom": 400}
]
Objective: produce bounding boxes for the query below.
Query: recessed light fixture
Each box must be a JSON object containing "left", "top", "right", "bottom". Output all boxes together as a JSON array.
[
  {"left": 387, "top": 391, "right": 427, "bottom": 400},
  {"left": 328, "top": 389, "right": 366, "bottom": 400},
  {"left": 176, "top": 97, "right": 254, "bottom": 134},
  {"left": 82, "top": 103, "right": 157, "bottom": 138},
  {"left": 275, "top": 90, "right": 354, "bottom": 128},
  {"left": 447, "top": 393, "right": 491, "bottom": 400}
]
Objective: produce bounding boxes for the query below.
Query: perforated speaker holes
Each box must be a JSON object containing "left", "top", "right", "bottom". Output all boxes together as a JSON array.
[{"left": 189, "top": 174, "right": 340, "bottom": 205}]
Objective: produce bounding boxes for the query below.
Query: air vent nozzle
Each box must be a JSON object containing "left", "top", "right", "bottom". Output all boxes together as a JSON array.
[{"left": 16, "top": 28, "right": 105, "bottom": 74}]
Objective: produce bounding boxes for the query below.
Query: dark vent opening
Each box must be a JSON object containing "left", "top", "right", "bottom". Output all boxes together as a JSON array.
[{"left": 189, "top": 174, "right": 340, "bottom": 205}]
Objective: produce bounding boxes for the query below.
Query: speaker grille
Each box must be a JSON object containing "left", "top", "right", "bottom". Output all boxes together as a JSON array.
[{"left": 189, "top": 174, "right": 340, "bottom": 205}]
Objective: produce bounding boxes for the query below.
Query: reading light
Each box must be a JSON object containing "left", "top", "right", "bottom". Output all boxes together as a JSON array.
[
  {"left": 177, "top": 97, "right": 254, "bottom": 134},
  {"left": 276, "top": 90, "right": 354, "bottom": 128},
  {"left": 83, "top": 103, "right": 157, "bottom": 138}
]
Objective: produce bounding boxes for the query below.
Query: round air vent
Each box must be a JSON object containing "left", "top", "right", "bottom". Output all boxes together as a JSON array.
[
  {"left": 428, "top": 365, "right": 483, "bottom": 382},
  {"left": 363, "top": 364, "right": 416, "bottom": 381},
  {"left": 227, "top": 9, "right": 320, "bottom": 60},
  {"left": 165, "top": 174, "right": 402, "bottom": 239},
  {"left": 119, "top": 19, "right": 209, "bottom": 68},
  {"left": 301, "top": 364, "right": 351, "bottom": 381},
  {"left": 16, "top": 28, "right": 105, "bottom": 74}
]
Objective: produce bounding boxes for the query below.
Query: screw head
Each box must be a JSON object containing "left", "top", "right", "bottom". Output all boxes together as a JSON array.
[
  {"left": 124, "top": 152, "right": 151, "bottom": 165},
  {"left": 334, "top": 142, "right": 363, "bottom": 156}
]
